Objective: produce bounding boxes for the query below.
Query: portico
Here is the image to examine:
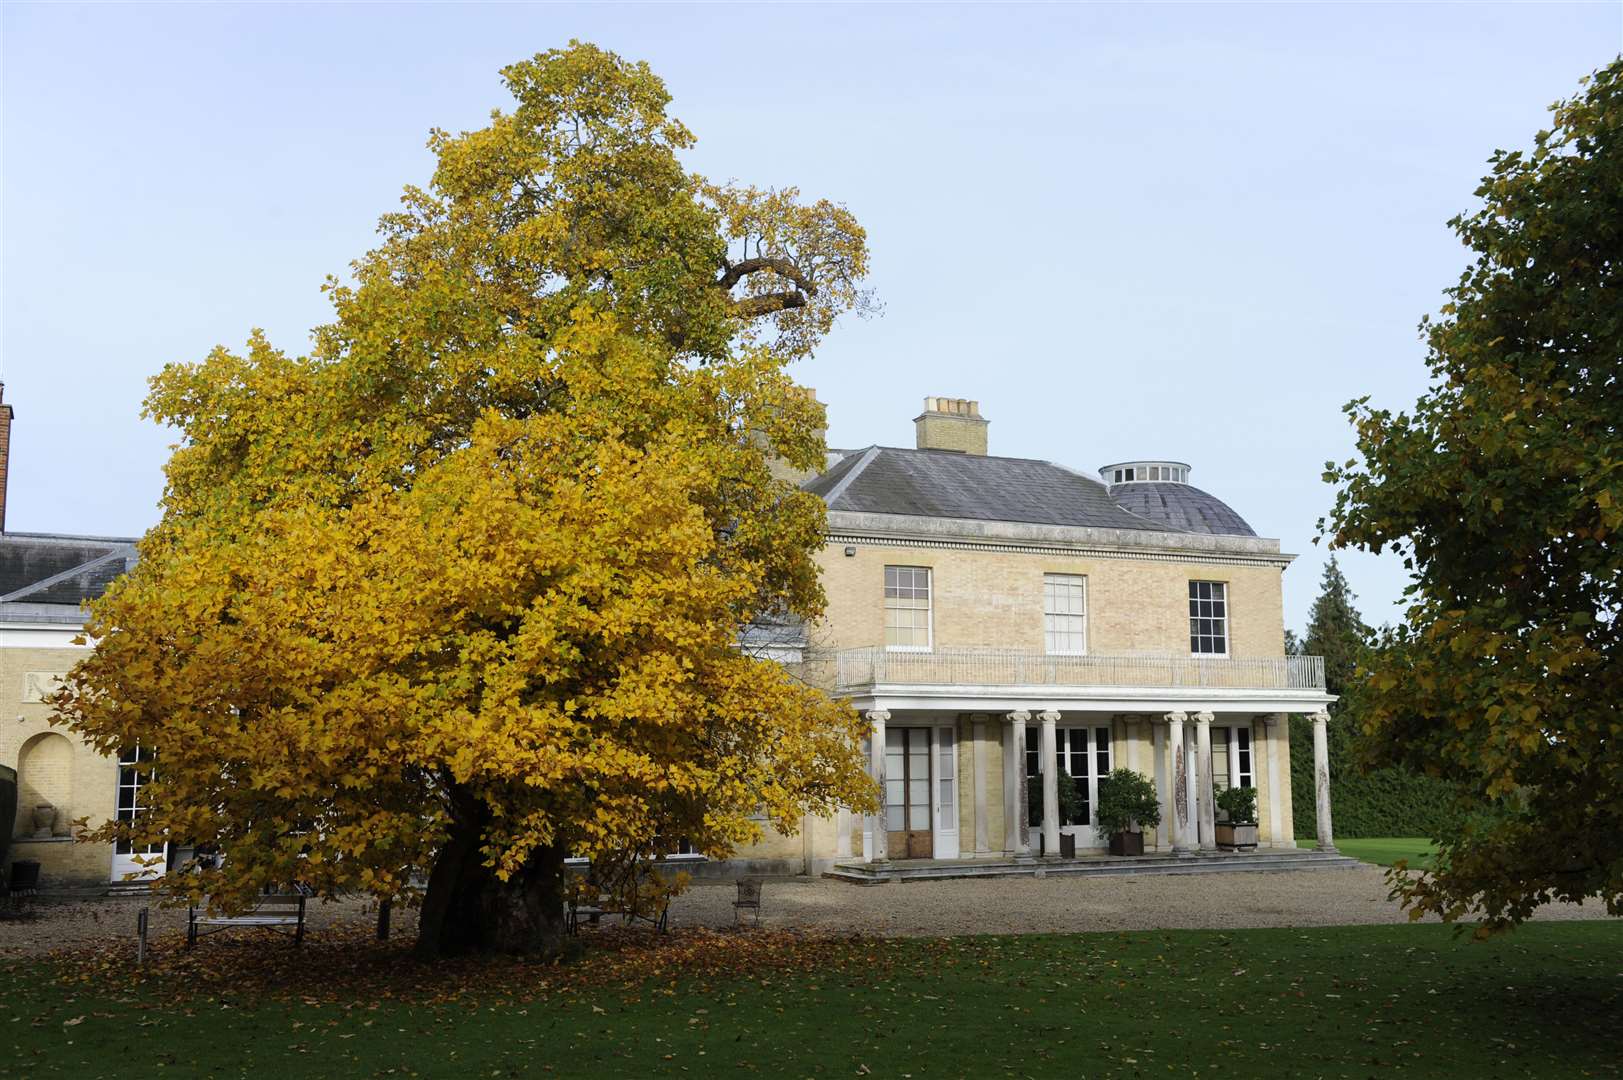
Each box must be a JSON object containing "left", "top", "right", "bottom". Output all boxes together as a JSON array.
[{"left": 839, "top": 649, "right": 1338, "bottom": 865}]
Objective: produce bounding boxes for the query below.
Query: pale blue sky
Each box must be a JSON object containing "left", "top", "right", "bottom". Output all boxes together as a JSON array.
[{"left": 3, "top": 2, "right": 1617, "bottom": 633}]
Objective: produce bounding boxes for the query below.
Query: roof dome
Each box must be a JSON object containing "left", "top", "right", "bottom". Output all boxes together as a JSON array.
[
  {"left": 1108, "top": 481, "right": 1257, "bottom": 537},
  {"left": 1097, "top": 461, "right": 1256, "bottom": 536}
]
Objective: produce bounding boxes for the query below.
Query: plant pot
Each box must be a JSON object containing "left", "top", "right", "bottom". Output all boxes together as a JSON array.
[
  {"left": 1059, "top": 834, "right": 1077, "bottom": 859},
  {"left": 1215, "top": 822, "right": 1259, "bottom": 850},
  {"left": 31, "top": 804, "right": 55, "bottom": 839},
  {"left": 1108, "top": 830, "right": 1144, "bottom": 857}
]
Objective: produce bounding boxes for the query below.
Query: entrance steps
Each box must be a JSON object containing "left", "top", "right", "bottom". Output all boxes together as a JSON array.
[{"left": 825, "top": 847, "right": 1362, "bottom": 885}]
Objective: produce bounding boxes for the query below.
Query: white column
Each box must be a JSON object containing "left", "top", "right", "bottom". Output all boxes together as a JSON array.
[
  {"left": 1166, "top": 711, "right": 1194, "bottom": 854},
  {"left": 1264, "top": 714, "right": 1286, "bottom": 848},
  {"left": 972, "top": 716, "right": 990, "bottom": 855},
  {"left": 1004, "top": 711, "right": 1031, "bottom": 857},
  {"left": 866, "top": 709, "right": 891, "bottom": 863},
  {"left": 1195, "top": 711, "right": 1217, "bottom": 851},
  {"left": 835, "top": 807, "right": 852, "bottom": 860},
  {"left": 1312, "top": 710, "right": 1336, "bottom": 853},
  {"left": 1152, "top": 718, "right": 1169, "bottom": 852},
  {"left": 1039, "top": 710, "right": 1061, "bottom": 858}
]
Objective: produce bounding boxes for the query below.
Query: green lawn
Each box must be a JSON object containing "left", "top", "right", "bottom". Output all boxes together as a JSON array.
[
  {"left": 1300, "top": 835, "right": 1439, "bottom": 868},
  {"left": 7, "top": 921, "right": 1621, "bottom": 1078}
]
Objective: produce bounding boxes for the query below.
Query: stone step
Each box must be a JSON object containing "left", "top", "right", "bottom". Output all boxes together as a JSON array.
[{"left": 825, "top": 850, "right": 1364, "bottom": 885}]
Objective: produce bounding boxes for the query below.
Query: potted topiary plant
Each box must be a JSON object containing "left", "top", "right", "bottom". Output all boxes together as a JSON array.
[
  {"left": 1096, "top": 768, "right": 1161, "bottom": 856},
  {"left": 1029, "top": 768, "right": 1086, "bottom": 857},
  {"left": 1214, "top": 785, "right": 1259, "bottom": 850}
]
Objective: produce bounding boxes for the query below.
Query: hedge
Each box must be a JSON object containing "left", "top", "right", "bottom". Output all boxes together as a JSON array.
[{"left": 1288, "top": 714, "right": 1458, "bottom": 839}]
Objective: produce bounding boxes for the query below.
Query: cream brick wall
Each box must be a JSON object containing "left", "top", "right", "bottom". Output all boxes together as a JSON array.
[
  {"left": 813, "top": 542, "right": 1285, "bottom": 659},
  {"left": 1, "top": 644, "right": 118, "bottom": 887}
]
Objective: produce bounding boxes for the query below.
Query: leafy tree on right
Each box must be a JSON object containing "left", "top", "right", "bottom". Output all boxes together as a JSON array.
[{"left": 1324, "top": 60, "right": 1622, "bottom": 930}]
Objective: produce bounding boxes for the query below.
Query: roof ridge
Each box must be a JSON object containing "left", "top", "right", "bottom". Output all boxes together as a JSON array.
[{"left": 817, "top": 445, "right": 882, "bottom": 508}]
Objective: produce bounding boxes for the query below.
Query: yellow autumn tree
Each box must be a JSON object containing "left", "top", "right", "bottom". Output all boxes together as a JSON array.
[{"left": 55, "top": 42, "right": 876, "bottom": 958}]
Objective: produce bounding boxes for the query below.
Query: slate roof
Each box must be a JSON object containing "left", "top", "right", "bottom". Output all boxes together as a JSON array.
[
  {"left": 802, "top": 446, "right": 1257, "bottom": 538},
  {"left": 1108, "top": 482, "right": 1258, "bottom": 537},
  {"left": 804, "top": 447, "right": 1174, "bottom": 532},
  {"left": 0, "top": 533, "right": 138, "bottom": 617}
]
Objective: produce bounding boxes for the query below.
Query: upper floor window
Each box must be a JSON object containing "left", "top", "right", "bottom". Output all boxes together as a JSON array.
[
  {"left": 1043, "top": 573, "right": 1087, "bottom": 655},
  {"left": 885, "top": 565, "right": 932, "bottom": 650},
  {"left": 1189, "top": 580, "right": 1228, "bottom": 655}
]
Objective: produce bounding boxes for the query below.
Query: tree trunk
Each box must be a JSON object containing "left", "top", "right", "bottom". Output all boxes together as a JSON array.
[{"left": 414, "top": 799, "right": 568, "bottom": 960}]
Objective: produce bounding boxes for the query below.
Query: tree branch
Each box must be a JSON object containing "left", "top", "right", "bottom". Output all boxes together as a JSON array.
[
  {"left": 715, "top": 257, "right": 817, "bottom": 296},
  {"left": 730, "top": 292, "right": 808, "bottom": 318}
]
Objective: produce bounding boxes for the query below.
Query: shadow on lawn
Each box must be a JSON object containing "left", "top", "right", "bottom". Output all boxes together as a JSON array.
[{"left": 16, "top": 922, "right": 891, "bottom": 1008}]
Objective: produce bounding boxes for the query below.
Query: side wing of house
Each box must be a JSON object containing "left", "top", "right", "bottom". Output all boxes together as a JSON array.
[{"left": 0, "top": 533, "right": 141, "bottom": 888}]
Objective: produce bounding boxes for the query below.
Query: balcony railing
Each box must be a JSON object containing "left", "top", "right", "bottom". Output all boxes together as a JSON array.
[{"left": 832, "top": 647, "right": 1325, "bottom": 692}]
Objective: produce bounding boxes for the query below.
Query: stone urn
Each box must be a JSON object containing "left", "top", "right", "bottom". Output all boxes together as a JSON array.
[{"left": 31, "top": 803, "right": 56, "bottom": 839}]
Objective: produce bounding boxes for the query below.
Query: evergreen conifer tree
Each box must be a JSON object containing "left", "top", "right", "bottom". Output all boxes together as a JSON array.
[{"left": 1302, "top": 556, "right": 1369, "bottom": 697}]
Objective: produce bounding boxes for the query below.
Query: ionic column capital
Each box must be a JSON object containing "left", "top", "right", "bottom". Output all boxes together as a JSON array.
[
  {"left": 1006, "top": 710, "right": 1032, "bottom": 724},
  {"left": 1311, "top": 709, "right": 1331, "bottom": 723},
  {"left": 1037, "top": 709, "right": 1061, "bottom": 724},
  {"left": 865, "top": 709, "right": 891, "bottom": 724},
  {"left": 1194, "top": 710, "right": 1214, "bottom": 726},
  {"left": 1164, "top": 710, "right": 1188, "bottom": 725}
]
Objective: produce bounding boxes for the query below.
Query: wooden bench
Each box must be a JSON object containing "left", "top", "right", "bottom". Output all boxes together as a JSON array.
[
  {"left": 566, "top": 894, "right": 670, "bottom": 934},
  {"left": 187, "top": 893, "right": 306, "bottom": 947}
]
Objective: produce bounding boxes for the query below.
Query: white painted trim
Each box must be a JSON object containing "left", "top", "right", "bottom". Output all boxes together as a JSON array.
[
  {"left": 832, "top": 531, "right": 1292, "bottom": 570},
  {"left": 825, "top": 509, "right": 1287, "bottom": 562},
  {"left": 0, "top": 626, "right": 92, "bottom": 649},
  {"left": 843, "top": 685, "right": 1335, "bottom": 716},
  {"left": 932, "top": 724, "right": 959, "bottom": 860}
]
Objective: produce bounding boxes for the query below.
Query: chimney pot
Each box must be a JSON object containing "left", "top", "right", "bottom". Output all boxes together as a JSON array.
[{"left": 915, "top": 395, "right": 988, "bottom": 455}]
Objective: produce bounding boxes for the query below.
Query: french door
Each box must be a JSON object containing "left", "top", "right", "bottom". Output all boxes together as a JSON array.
[
  {"left": 111, "top": 745, "right": 164, "bottom": 881},
  {"left": 1027, "top": 724, "right": 1112, "bottom": 850},
  {"left": 883, "top": 726, "right": 959, "bottom": 860}
]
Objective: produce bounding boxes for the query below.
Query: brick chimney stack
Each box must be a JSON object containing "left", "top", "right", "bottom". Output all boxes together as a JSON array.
[
  {"left": 914, "top": 396, "right": 988, "bottom": 455},
  {"left": 0, "top": 383, "right": 13, "bottom": 533}
]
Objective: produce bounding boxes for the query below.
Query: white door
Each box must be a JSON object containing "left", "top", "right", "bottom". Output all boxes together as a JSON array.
[
  {"left": 110, "top": 745, "right": 164, "bottom": 882},
  {"left": 932, "top": 725, "right": 959, "bottom": 859},
  {"left": 1027, "top": 724, "right": 1113, "bottom": 850},
  {"left": 1057, "top": 726, "right": 1112, "bottom": 849}
]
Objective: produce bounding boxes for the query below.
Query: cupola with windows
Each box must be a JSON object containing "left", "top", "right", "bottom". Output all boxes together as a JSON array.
[
  {"left": 1098, "top": 460, "right": 1190, "bottom": 485},
  {"left": 1100, "top": 460, "right": 1258, "bottom": 537}
]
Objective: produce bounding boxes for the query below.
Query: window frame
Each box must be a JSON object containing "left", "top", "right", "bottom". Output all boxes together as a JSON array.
[
  {"left": 1042, "top": 573, "right": 1088, "bottom": 656},
  {"left": 884, "top": 565, "right": 934, "bottom": 652},
  {"left": 1188, "top": 579, "right": 1230, "bottom": 657}
]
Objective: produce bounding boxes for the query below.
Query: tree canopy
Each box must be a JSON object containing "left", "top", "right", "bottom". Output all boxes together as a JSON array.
[
  {"left": 55, "top": 42, "right": 876, "bottom": 957},
  {"left": 1324, "top": 60, "right": 1622, "bottom": 929}
]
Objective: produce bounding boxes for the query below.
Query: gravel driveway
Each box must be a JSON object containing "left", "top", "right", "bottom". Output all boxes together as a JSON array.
[
  {"left": 668, "top": 864, "right": 1612, "bottom": 936},
  {"left": 3, "top": 865, "right": 1610, "bottom": 959}
]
